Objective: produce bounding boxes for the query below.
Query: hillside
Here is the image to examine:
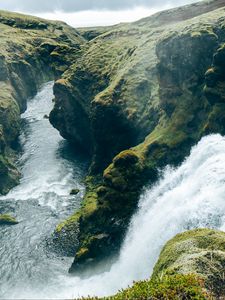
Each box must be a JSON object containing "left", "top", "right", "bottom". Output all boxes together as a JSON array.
[
  {"left": 0, "top": 10, "right": 85, "bottom": 194},
  {"left": 49, "top": 0, "right": 225, "bottom": 273}
]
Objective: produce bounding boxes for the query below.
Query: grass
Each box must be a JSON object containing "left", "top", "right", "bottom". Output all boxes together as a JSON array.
[{"left": 80, "top": 274, "right": 208, "bottom": 300}]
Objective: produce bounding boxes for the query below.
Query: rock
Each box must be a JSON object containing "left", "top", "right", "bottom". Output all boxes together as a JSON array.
[
  {"left": 152, "top": 228, "right": 225, "bottom": 298},
  {"left": 0, "top": 214, "right": 18, "bottom": 225},
  {"left": 43, "top": 114, "right": 49, "bottom": 119},
  {"left": 70, "top": 188, "right": 80, "bottom": 195},
  {"left": 113, "top": 150, "right": 139, "bottom": 168},
  {"left": 53, "top": 0, "right": 225, "bottom": 271}
]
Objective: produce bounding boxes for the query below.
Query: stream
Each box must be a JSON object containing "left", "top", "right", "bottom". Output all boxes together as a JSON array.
[{"left": 0, "top": 82, "right": 87, "bottom": 299}]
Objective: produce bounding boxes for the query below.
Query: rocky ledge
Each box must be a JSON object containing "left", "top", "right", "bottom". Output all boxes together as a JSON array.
[{"left": 50, "top": 0, "right": 225, "bottom": 271}]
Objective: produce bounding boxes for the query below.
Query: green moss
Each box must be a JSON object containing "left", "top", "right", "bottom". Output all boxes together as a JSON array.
[
  {"left": 75, "top": 247, "right": 89, "bottom": 260},
  {"left": 81, "top": 274, "right": 207, "bottom": 300},
  {"left": 203, "top": 103, "right": 225, "bottom": 135},
  {"left": 113, "top": 150, "right": 139, "bottom": 168},
  {"left": 56, "top": 212, "right": 81, "bottom": 234},
  {"left": 152, "top": 229, "right": 225, "bottom": 297},
  {"left": 0, "top": 214, "right": 18, "bottom": 225},
  {"left": 109, "top": 274, "right": 207, "bottom": 300}
]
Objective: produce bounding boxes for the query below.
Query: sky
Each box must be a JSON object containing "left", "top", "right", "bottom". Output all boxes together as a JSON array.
[{"left": 0, "top": 0, "right": 200, "bottom": 27}]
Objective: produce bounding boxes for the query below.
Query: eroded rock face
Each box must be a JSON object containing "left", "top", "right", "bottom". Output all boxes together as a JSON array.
[
  {"left": 152, "top": 229, "right": 225, "bottom": 298},
  {"left": 0, "top": 10, "right": 85, "bottom": 194}
]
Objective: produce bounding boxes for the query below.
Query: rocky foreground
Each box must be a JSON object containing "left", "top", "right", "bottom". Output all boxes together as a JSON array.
[{"left": 0, "top": 1, "right": 225, "bottom": 299}]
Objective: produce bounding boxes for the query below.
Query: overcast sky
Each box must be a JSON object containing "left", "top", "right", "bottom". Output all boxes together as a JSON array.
[{"left": 0, "top": 0, "right": 200, "bottom": 27}]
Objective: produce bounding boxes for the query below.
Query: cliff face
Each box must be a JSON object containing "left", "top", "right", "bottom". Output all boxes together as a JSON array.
[
  {"left": 50, "top": 0, "right": 225, "bottom": 271},
  {"left": 0, "top": 10, "right": 85, "bottom": 194}
]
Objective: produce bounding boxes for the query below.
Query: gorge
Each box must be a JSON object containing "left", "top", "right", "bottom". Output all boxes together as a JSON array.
[{"left": 0, "top": 0, "right": 225, "bottom": 299}]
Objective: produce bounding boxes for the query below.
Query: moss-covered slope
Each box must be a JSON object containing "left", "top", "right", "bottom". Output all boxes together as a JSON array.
[
  {"left": 51, "top": 0, "right": 225, "bottom": 270},
  {"left": 0, "top": 10, "right": 85, "bottom": 194},
  {"left": 81, "top": 229, "right": 225, "bottom": 299},
  {"left": 152, "top": 229, "right": 225, "bottom": 298}
]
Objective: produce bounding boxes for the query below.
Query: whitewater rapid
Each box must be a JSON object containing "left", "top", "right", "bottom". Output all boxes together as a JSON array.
[
  {"left": 0, "top": 82, "right": 225, "bottom": 299},
  {"left": 0, "top": 82, "right": 87, "bottom": 299}
]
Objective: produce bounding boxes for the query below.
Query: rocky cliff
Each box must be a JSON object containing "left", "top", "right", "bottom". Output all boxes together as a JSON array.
[
  {"left": 50, "top": 0, "right": 225, "bottom": 271},
  {"left": 0, "top": 10, "right": 85, "bottom": 194}
]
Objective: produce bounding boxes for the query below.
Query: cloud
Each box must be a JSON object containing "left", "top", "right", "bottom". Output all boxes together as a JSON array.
[
  {"left": 36, "top": 8, "right": 160, "bottom": 27},
  {"left": 0, "top": 0, "right": 197, "bottom": 13}
]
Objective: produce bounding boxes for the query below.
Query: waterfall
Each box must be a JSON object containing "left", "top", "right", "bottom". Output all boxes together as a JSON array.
[
  {"left": 53, "top": 134, "right": 225, "bottom": 299},
  {"left": 1, "top": 82, "right": 225, "bottom": 299}
]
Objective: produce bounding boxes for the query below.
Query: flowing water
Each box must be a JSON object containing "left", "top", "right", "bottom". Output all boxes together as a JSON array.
[
  {"left": 0, "top": 82, "right": 225, "bottom": 299},
  {"left": 0, "top": 82, "right": 87, "bottom": 299}
]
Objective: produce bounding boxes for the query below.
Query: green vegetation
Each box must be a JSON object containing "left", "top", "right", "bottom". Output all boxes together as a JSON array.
[
  {"left": 0, "top": 214, "right": 18, "bottom": 225},
  {"left": 152, "top": 229, "right": 225, "bottom": 298},
  {"left": 103, "top": 274, "right": 207, "bottom": 300},
  {"left": 52, "top": 1, "right": 225, "bottom": 270}
]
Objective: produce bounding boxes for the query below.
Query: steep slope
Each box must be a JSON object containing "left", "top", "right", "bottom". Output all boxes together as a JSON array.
[
  {"left": 50, "top": 0, "right": 225, "bottom": 270},
  {"left": 0, "top": 10, "right": 85, "bottom": 194}
]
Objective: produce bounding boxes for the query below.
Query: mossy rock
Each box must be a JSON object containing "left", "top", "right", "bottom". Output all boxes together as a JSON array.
[
  {"left": 152, "top": 228, "right": 225, "bottom": 297},
  {"left": 0, "top": 214, "right": 18, "bottom": 225},
  {"left": 204, "top": 43, "right": 225, "bottom": 105},
  {"left": 113, "top": 150, "right": 139, "bottom": 168},
  {"left": 0, "top": 154, "right": 20, "bottom": 195}
]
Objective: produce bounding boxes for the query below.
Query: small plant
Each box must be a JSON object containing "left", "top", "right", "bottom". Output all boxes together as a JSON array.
[{"left": 79, "top": 273, "right": 208, "bottom": 300}]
